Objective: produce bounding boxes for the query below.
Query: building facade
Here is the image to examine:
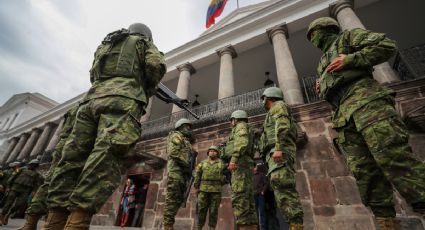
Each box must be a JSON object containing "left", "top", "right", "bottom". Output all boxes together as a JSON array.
[{"left": 1, "top": 0, "right": 425, "bottom": 229}]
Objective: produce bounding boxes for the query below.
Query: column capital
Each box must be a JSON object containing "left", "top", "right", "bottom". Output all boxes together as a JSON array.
[
  {"left": 216, "top": 45, "right": 237, "bottom": 59},
  {"left": 330, "top": 0, "right": 354, "bottom": 18},
  {"left": 31, "top": 127, "right": 42, "bottom": 133},
  {"left": 267, "top": 23, "right": 289, "bottom": 43},
  {"left": 176, "top": 62, "right": 196, "bottom": 74},
  {"left": 45, "top": 121, "right": 58, "bottom": 127}
]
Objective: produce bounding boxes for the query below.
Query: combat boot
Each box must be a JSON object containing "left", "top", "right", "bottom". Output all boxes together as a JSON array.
[
  {"left": 163, "top": 225, "right": 173, "bottom": 230},
  {"left": 63, "top": 209, "right": 92, "bottom": 230},
  {"left": 41, "top": 209, "right": 69, "bottom": 230},
  {"left": 208, "top": 226, "right": 216, "bottom": 230},
  {"left": 289, "top": 223, "right": 304, "bottom": 230},
  {"left": 17, "top": 214, "right": 42, "bottom": 230},
  {"left": 376, "top": 217, "right": 400, "bottom": 230}
]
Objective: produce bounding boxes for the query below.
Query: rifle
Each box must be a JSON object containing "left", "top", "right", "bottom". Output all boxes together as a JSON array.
[
  {"left": 181, "top": 150, "right": 198, "bottom": 208},
  {"left": 156, "top": 83, "right": 200, "bottom": 119}
]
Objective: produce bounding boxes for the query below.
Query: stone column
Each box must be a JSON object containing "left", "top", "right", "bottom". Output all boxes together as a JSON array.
[
  {"left": 141, "top": 98, "right": 154, "bottom": 123},
  {"left": 6, "top": 133, "right": 30, "bottom": 163},
  {"left": 1, "top": 137, "right": 19, "bottom": 164},
  {"left": 330, "top": 0, "right": 399, "bottom": 83},
  {"left": 172, "top": 63, "right": 196, "bottom": 113},
  {"left": 30, "top": 122, "right": 55, "bottom": 157},
  {"left": 267, "top": 24, "right": 305, "bottom": 105},
  {"left": 45, "top": 119, "right": 65, "bottom": 152},
  {"left": 17, "top": 128, "right": 41, "bottom": 160},
  {"left": 216, "top": 45, "right": 237, "bottom": 99}
]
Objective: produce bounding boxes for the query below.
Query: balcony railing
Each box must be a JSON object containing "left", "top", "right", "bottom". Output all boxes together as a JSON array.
[
  {"left": 393, "top": 43, "right": 425, "bottom": 80},
  {"left": 141, "top": 88, "right": 267, "bottom": 139}
]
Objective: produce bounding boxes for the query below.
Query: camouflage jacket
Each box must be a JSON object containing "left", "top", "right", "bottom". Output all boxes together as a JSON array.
[
  {"left": 10, "top": 168, "right": 42, "bottom": 192},
  {"left": 317, "top": 28, "right": 397, "bottom": 129},
  {"left": 222, "top": 121, "right": 255, "bottom": 166},
  {"left": 260, "top": 101, "right": 297, "bottom": 173},
  {"left": 166, "top": 131, "right": 193, "bottom": 180},
  {"left": 194, "top": 157, "right": 226, "bottom": 193},
  {"left": 84, "top": 34, "right": 166, "bottom": 107}
]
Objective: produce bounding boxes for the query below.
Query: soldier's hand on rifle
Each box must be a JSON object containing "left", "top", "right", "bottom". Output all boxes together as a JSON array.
[
  {"left": 272, "top": 150, "right": 284, "bottom": 163},
  {"left": 228, "top": 162, "right": 237, "bottom": 172},
  {"left": 326, "top": 54, "right": 347, "bottom": 73}
]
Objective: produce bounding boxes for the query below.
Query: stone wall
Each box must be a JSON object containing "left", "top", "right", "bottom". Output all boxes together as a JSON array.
[{"left": 93, "top": 78, "right": 425, "bottom": 229}]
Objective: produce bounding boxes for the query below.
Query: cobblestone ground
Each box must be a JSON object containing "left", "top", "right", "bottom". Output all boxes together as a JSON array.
[{"left": 2, "top": 218, "right": 141, "bottom": 230}]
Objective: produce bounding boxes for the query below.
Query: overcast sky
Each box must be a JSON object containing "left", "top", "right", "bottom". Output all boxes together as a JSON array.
[{"left": 0, "top": 0, "right": 265, "bottom": 106}]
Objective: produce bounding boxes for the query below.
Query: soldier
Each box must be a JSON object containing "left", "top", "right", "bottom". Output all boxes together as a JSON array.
[
  {"left": 0, "top": 161, "right": 22, "bottom": 209},
  {"left": 259, "top": 87, "right": 304, "bottom": 230},
  {"left": 17, "top": 106, "right": 78, "bottom": 230},
  {"left": 43, "top": 23, "right": 166, "bottom": 230},
  {"left": 163, "top": 118, "right": 196, "bottom": 230},
  {"left": 0, "top": 159, "right": 42, "bottom": 226},
  {"left": 222, "top": 110, "right": 258, "bottom": 230},
  {"left": 307, "top": 17, "right": 425, "bottom": 229},
  {"left": 193, "top": 145, "right": 226, "bottom": 230}
]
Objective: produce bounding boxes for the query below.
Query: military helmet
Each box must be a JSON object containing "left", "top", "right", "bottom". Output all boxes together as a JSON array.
[
  {"left": 128, "top": 23, "right": 152, "bottom": 38},
  {"left": 9, "top": 161, "right": 21, "bottom": 168},
  {"left": 261, "top": 87, "right": 284, "bottom": 100},
  {"left": 28, "top": 159, "right": 40, "bottom": 165},
  {"left": 207, "top": 145, "right": 221, "bottom": 155},
  {"left": 230, "top": 110, "right": 248, "bottom": 120},
  {"left": 307, "top": 17, "right": 340, "bottom": 40},
  {"left": 174, "top": 118, "right": 192, "bottom": 129}
]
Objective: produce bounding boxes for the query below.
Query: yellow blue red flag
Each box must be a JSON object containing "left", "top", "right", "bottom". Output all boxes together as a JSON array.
[{"left": 206, "top": 0, "right": 228, "bottom": 28}]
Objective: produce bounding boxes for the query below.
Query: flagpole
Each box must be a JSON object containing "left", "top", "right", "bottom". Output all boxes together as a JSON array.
[{"left": 236, "top": 0, "right": 239, "bottom": 9}]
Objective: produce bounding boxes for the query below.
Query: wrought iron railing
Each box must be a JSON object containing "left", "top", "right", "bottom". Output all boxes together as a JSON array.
[
  {"left": 301, "top": 75, "right": 320, "bottom": 103},
  {"left": 140, "top": 88, "right": 267, "bottom": 139},
  {"left": 393, "top": 43, "right": 425, "bottom": 80}
]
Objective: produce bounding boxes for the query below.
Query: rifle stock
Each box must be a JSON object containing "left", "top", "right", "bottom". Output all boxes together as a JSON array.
[{"left": 156, "top": 83, "right": 200, "bottom": 119}]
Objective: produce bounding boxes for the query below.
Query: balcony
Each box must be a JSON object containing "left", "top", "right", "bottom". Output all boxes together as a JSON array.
[{"left": 141, "top": 44, "right": 425, "bottom": 139}]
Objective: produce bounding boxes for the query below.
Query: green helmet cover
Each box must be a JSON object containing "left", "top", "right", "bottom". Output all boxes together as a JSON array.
[
  {"left": 230, "top": 110, "right": 248, "bottom": 119},
  {"left": 28, "top": 159, "right": 40, "bottom": 165},
  {"left": 261, "top": 87, "right": 284, "bottom": 100},
  {"left": 207, "top": 145, "right": 221, "bottom": 155},
  {"left": 128, "top": 23, "right": 152, "bottom": 38},
  {"left": 175, "top": 118, "right": 192, "bottom": 129},
  {"left": 307, "top": 17, "right": 340, "bottom": 40}
]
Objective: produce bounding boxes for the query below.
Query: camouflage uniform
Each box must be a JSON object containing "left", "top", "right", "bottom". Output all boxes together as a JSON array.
[
  {"left": 25, "top": 106, "right": 78, "bottom": 215},
  {"left": 223, "top": 121, "right": 258, "bottom": 226},
  {"left": 259, "top": 100, "right": 304, "bottom": 224},
  {"left": 1, "top": 167, "right": 42, "bottom": 216},
  {"left": 312, "top": 21, "right": 425, "bottom": 216},
  {"left": 163, "top": 130, "right": 193, "bottom": 226},
  {"left": 47, "top": 31, "right": 166, "bottom": 213},
  {"left": 194, "top": 156, "right": 226, "bottom": 229}
]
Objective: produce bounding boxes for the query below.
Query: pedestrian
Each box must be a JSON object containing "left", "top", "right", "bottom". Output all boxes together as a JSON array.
[
  {"left": 120, "top": 178, "right": 136, "bottom": 228},
  {"left": 253, "top": 163, "right": 268, "bottom": 230}
]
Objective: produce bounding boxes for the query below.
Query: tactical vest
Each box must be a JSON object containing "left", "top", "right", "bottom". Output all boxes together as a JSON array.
[
  {"left": 225, "top": 122, "right": 255, "bottom": 164},
  {"left": 14, "top": 169, "right": 38, "bottom": 188},
  {"left": 200, "top": 160, "right": 225, "bottom": 183},
  {"left": 90, "top": 32, "right": 143, "bottom": 82},
  {"left": 166, "top": 131, "right": 192, "bottom": 167},
  {"left": 318, "top": 32, "right": 373, "bottom": 107}
]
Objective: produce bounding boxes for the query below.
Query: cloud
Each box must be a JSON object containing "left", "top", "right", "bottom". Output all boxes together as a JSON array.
[{"left": 0, "top": 0, "right": 265, "bottom": 106}]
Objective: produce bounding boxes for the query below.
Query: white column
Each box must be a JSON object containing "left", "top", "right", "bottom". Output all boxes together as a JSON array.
[
  {"left": 6, "top": 133, "right": 30, "bottom": 163},
  {"left": 172, "top": 63, "right": 196, "bottom": 113},
  {"left": 267, "top": 24, "right": 304, "bottom": 105},
  {"left": 1, "top": 137, "right": 19, "bottom": 165},
  {"left": 217, "top": 45, "right": 237, "bottom": 99},
  {"left": 45, "top": 119, "right": 65, "bottom": 153},
  {"left": 140, "top": 97, "right": 153, "bottom": 122},
  {"left": 330, "top": 0, "right": 399, "bottom": 83},
  {"left": 30, "top": 122, "right": 55, "bottom": 158},
  {"left": 17, "top": 128, "right": 41, "bottom": 160}
]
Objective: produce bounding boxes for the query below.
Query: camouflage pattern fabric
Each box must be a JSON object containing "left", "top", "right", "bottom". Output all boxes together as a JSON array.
[
  {"left": 194, "top": 157, "right": 225, "bottom": 228},
  {"left": 260, "top": 101, "right": 303, "bottom": 224},
  {"left": 224, "top": 121, "right": 258, "bottom": 226},
  {"left": 197, "top": 192, "right": 221, "bottom": 229},
  {"left": 26, "top": 106, "right": 78, "bottom": 215},
  {"left": 1, "top": 168, "right": 42, "bottom": 215},
  {"left": 47, "top": 96, "right": 142, "bottom": 213},
  {"left": 336, "top": 97, "right": 425, "bottom": 216},
  {"left": 163, "top": 130, "right": 193, "bottom": 226}
]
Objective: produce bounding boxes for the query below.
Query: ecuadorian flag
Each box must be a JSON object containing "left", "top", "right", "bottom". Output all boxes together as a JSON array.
[{"left": 206, "top": 0, "right": 228, "bottom": 28}]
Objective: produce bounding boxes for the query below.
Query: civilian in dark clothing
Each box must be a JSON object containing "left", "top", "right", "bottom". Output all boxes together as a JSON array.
[{"left": 253, "top": 164, "right": 268, "bottom": 230}]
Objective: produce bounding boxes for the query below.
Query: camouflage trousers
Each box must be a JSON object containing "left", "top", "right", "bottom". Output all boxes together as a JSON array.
[
  {"left": 1, "top": 189, "right": 31, "bottom": 215},
  {"left": 336, "top": 98, "right": 425, "bottom": 217},
  {"left": 268, "top": 159, "right": 304, "bottom": 224},
  {"left": 231, "top": 166, "right": 258, "bottom": 226},
  {"left": 163, "top": 177, "right": 186, "bottom": 226},
  {"left": 197, "top": 191, "right": 221, "bottom": 228},
  {"left": 26, "top": 148, "right": 62, "bottom": 215},
  {"left": 47, "top": 96, "right": 142, "bottom": 213}
]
